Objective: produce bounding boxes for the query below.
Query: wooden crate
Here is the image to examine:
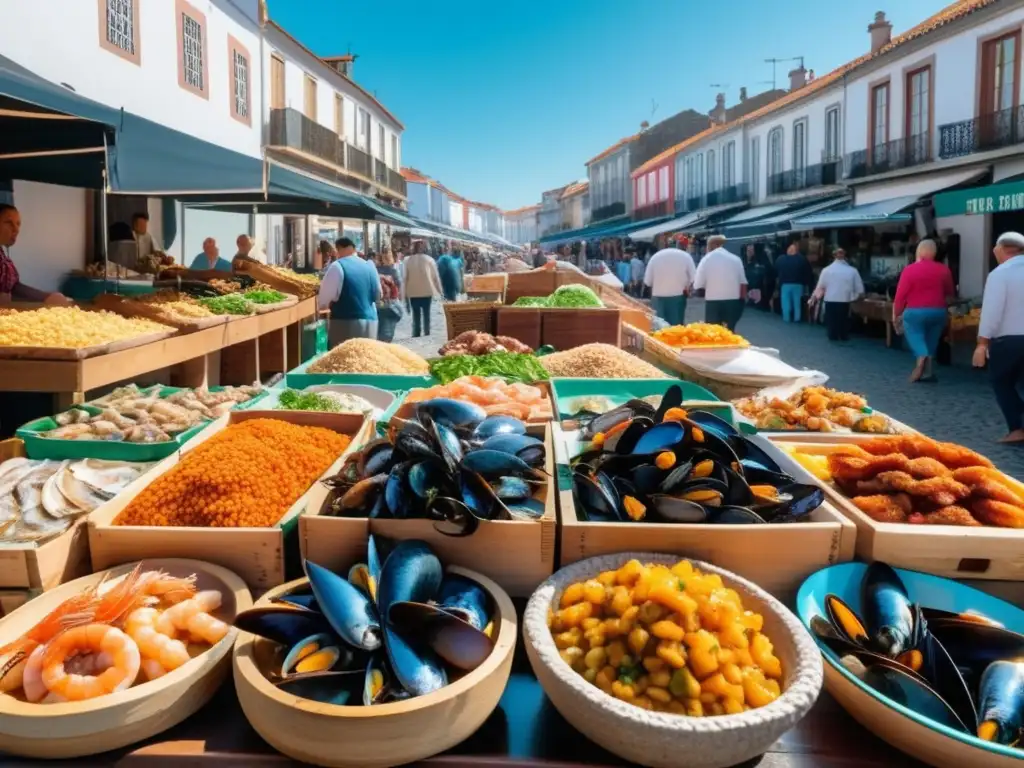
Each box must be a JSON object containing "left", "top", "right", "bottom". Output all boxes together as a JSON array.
[
  {"left": 465, "top": 273, "right": 508, "bottom": 301},
  {"left": 505, "top": 270, "right": 557, "bottom": 305},
  {"left": 495, "top": 307, "right": 542, "bottom": 350},
  {"left": 636, "top": 334, "right": 766, "bottom": 401},
  {"left": 0, "top": 439, "right": 94, "bottom": 591},
  {"left": 301, "top": 424, "right": 557, "bottom": 597},
  {"left": 0, "top": 589, "right": 36, "bottom": 617},
  {"left": 87, "top": 411, "right": 372, "bottom": 590},
  {"left": 541, "top": 308, "right": 622, "bottom": 350},
  {"left": 553, "top": 425, "right": 856, "bottom": 600},
  {"left": 762, "top": 436, "right": 1024, "bottom": 582},
  {"left": 443, "top": 301, "right": 499, "bottom": 340}
]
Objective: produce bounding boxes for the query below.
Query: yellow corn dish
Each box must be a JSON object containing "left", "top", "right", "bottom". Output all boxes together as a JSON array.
[{"left": 549, "top": 558, "right": 784, "bottom": 716}]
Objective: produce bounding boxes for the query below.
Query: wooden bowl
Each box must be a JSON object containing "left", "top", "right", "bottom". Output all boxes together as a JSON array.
[
  {"left": 524, "top": 553, "right": 824, "bottom": 768},
  {"left": 0, "top": 559, "right": 252, "bottom": 758},
  {"left": 233, "top": 565, "right": 517, "bottom": 768}
]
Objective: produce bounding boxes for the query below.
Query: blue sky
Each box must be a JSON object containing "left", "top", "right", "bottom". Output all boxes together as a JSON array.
[{"left": 269, "top": 0, "right": 951, "bottom": 211}]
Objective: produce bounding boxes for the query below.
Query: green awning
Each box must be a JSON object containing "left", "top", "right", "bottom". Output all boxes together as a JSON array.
[{"left": 933, "top": 179, "right": 1024, "bottom": 217}]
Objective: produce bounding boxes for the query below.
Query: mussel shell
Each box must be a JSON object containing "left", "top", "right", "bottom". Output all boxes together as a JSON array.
[
  {"left": 377, "top": 540, "right": 443, "bottom": 613},
  {"left": 359, "top": 439, "right": 395, "bottom": 478},
  {"left": 480, "top": 433, "right": 542, "bottom": 457},
  {"left": 825, "top": 594, "right": 869, "bottom": 646},
  {"left": 582, "top": 405, "right": 634, "bottom": 440},
  {"left": 275, "top": 669, "right": 364, "bottom": 706},
  {"left": 721, "top": 465, "right": 755, "bottom": 507},
  {"left": 919, "top": 608, "right": 1002, "bottom": 629},
  {"left": 654, "top": 384, "right": 683, "bottom": 423},
  {"left": 755, "top": 483, "right": 824, "bottom": 522},
  {"left": 463, "top": 449, "right": 537, "bottom": 479},
  {"left": 506, "top": 498, "right": 546, "bottom": 520},
  {"left": 273, "top": 593, "right": 319, "bottom": 612},
  {"left": 633, "top": 464, "right": 667, "bottom": 496},
  {"left": 929, "top": 621, "right": 1024, "bottom": 681},
  {"left": 706, "top": 506, "right": 766, "bottom": 524},
  {"left": 611, "top": 417, "right": 654, "bottom": 454},
  {"left": 861, "top": 663, "right": 969, "bottom": 733},
  {"left": 493, "top": 476, "right": 532, "bottom": 502},
  {"left": 387, "top": 601, "right": 494, "bottom": 672},
  {"left": 408, "top": 460, "right": 449, "bottom": 500},
  {"left": 649, "top": 495, "right": 707, "bottom": 523},
  {"left": 429, "top": 496, "right": 480, "bottom": 537},
  {"left": 460, "top": 469, "right": 498, "bottom": 521},
  {"left": 473, "top": 415, "right": 527, "bottom": 439},
  {"left": 235, "top": 605, "right": 331, "bottom": 647},
  {"left": 686, "top": 410, "right": 783, "bottom": 473},
  {"left": 337, "top": 474, "right": 388, "bottom": 514},
  {"left": 631, "top": 421, "right": 685, "bottom": 456},
  {"left": 977, "top": 660, "right": 1024, "bottom": 745},
  {"left": 306, "top": 561, "right": 382, "bottom": 651},
  {"left": 363, "top": 655, "right": 390, "bottom": 706},
  {"left": 432, "top": 421, "right": 464, "bottom": 474},
  {"left": 384, "top": 626, "right": 448, "bottom": 697},
  {"left": 861, "top": 562, "right": 915, "bottom": 658},
  {"left": 573, "top": 470, "right": 619, "bottom": 522},
  {"left": 394, "top": 431, "right": 441, "bottom": 463},
  {"left": 437, "top": 574, "right": 491, "bottom": 631},
  {"left": 281, "top": 633, "right": 344, "bottom": 677},
  {"left": 385, "top": 462, "right": 412, "bottom": 518},
  {"left": 657, "top": 460, "right": 695, "bottom": 494},
  {"left": 415, "top": 398, "right": 487, "bottom": 429},
  {"left": 920, "top": 632, "right": 979, "bottom": 734}
]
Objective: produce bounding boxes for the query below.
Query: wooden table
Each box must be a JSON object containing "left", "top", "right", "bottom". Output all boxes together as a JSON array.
[
  {"left": 3, "top": 604, "right": 935, "bottom": 768},
  {"left": 0, "top": 298, "right": 315, "bottom": 409},
  {"left": 850, "top": 298, "right": 895, "bottom": 347}
]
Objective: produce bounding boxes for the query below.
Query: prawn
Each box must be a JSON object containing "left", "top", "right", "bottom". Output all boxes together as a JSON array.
[
  {"left": 23, "top": 645, "right": 112, "bottom": 703},
  {"left": 124, "top": 607, "right": 190, "bottom": 675},
  {"left": 0, "top": 590, "right": 97, "bottom": 686},
  {"left": 155, "top": 590, "right": 229, "bottom": 645},
  {"left": 41, "top": 624, "right": 140, "bottom": 701}
]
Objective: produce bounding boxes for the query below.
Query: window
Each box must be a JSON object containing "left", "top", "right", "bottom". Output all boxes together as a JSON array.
[
  {"left": 378, "top": 124, "right": 385, "bottom": 160},
  {"left": 906, "top": 66, "right": 931, "bottom": 162},
  {"left": 870, "top": 82, "right": 890, "bottom": 151},
  {"left": 723, "top": 141, "right": 735, "bottom": 188},
  {"left": 825, "top": 106, "right": 840, "bottom": 161},
  {"left": 707, "top": 149, "right": 716, "bottom": 193},
  {"left": 175, "top": 0, "right": 208, "bottom": 98},
  {"left": 646, "top": 171, "right": 656, "bottom": 203},
  {"left": 98, "top": 0, "right": 140, "bottom": 65},
  {"left": 304, "top": 76, "right": 317, "bottom": 120},
  {"left": 658, "top": 167, "right": 669, "bottom": 200},
  {"left": 335, "top": 94, "right": 344, "bottom": 135},
  {"left": 637, "top": 177, "right": 647, "bottom": 207},
  {"left": 358, "top": 108, "right": 370, "bottom": 151},
  {"left": 391, "top": 135, "right": 398, "bottom": 169},
  {"left": 768, "top": 127, "right": 783, "bottom": 177},
  {"left": 270, "top": 54, "right": 285, "bottom": 109},
  {"left": 750, "top": 137, "right": 760, "bottom": 201},
  {"left": 793, "top": 120, "right": 807, "bottom": 177},
  {"left": 696, "top": 154, "right": 704, "bottom": 199},
  {"left": 228, "top": 36, "right": 250, "bottom": 125},
  {"left": 982, "top": 32, "right": 1020, "bottom": 114}
]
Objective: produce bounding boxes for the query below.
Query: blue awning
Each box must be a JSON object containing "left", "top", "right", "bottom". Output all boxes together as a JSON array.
[
  {"left": 718, "top": 203, "right": 792, "bottom": 227},
  {"left": 791, "top": 195, "right": 920, "bottom": 229},
  {"left": 725, "top": 197, "right": 849, "bottom": 239},
  {"left": 538, "top": 214, "right": 632, "bottom": 245}
]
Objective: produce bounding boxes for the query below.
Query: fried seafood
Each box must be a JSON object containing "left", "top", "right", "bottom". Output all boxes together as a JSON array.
[
  {"left": 851, "top": 472, "right": 970, "bottom": 508},
  {"left": 733, "top": 386, "right": 888, "bottom": 433},
  {"left": 856, "top": 435, "right": 994, "bottom": 470},
  {"left": 912, "top": 506, "right": 983, "bottom": 527},
  {"left": 828, "top": 452, "right": 952, "bottom": 483},
  {"left": 851, "top": 493, "right": 913, "bottom": 523}
]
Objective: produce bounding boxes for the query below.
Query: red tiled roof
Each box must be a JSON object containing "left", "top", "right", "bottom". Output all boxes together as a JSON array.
[
  {"left": 560, "top": 181, "right": 589, "bottom": 199},
  {"left": 504, "top": 204, "right": 540, "bottom": 215},
  {"left": 632, "top": 0, "right": 997, "bottom": 177},
  {"left": 400, "top": 167, "right": 433, "bottom": 184},
  {"left": 585, "top": 134, "right": 639, "bottom": 166}
]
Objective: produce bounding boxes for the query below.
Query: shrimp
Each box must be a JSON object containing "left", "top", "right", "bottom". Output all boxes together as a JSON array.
[
  {"left": 136, "top": 571, "right": 197, "bottom": 605},
  {"left": 21, "top": 646, "right": 48, "bottom": 703},
  {"left": 41, "top": 624, "right": 140, "bottom": 701},
  {"left": 0, "top": 590, "right": 96, "bottom": 686},
  {"left": 155, "top": 591, "right": 229, "bottom": 645},
  {"left": 125, "top": 607, "right": 190, "bottom": 673}
]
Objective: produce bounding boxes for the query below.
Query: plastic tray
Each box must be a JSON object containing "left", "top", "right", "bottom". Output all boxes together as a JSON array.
[
  {"left": 285, "top": 355, "right": 437, "bottom": 391},
  {"left": 258, "top": 382, "right": 406, "bottom": 435},
  {"left": 549, "top": 377, "right": 721, "bottom": 421},
  {"left": 16, "top": 386, "right": 269, "bottom": 462}
]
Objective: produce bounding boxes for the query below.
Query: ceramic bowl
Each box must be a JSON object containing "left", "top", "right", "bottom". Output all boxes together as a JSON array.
[
  {"left": 0, "top": 558, "right": 251, "bottom": 758},
  {"left": 233, "top": 565, "right": 517, "bottom": 768},
  {"left": 524, "top": 553, "right": 823, "bottom": 768},
  {"left": 797, "top": 562, "right": 1024, "bottom": 768}
]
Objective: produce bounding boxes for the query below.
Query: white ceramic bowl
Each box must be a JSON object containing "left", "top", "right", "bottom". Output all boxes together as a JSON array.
[
  {"left": 233, "top": 565, "right": 517, "bottom": 768},
  {"left": 524, "top": 553, "right": 823, "bottom": 768}
]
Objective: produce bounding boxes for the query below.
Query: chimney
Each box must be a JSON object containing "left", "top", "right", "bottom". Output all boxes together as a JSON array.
[
  {"left": 739, "top": 87, "right": 748, "bottom": 102},
  {"left": 709, "top": 92, "right": 727, "bottom": 123},
  {"left": 640, "top": 120, "right": 650, "bottom": 131},
  {"left": 324, "top": 53, "right": 357, "bottom": 78},
  {"left": 869, "top": 11, "right": 892, "bottom": 53},
  {"left": 789, "top": 65, "right": 807, "bottom": 92}
]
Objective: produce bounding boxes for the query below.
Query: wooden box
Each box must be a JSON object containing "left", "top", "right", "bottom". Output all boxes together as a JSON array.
[
  {"left": 87, "top": 411, "right": 372, "bottom": 590},
  {"left": 495, "top": 307, "right": 542, "bottom": 351},
  {"left": 301, "top": 424, "right": 557, "bottom": 597},
  {"left": 762, "top": 436, "right": 1024, "bottom": 582},
  {"left": 465, "top": 273, "right": 509, "bottom": 302},
  {"left": 0, "top": 439, "right": 94, "bottom": 591},
  {"left": 443, "top": 301, "right": 499, "bottom": 340},
  {"left": 541, "top": 308, "right": 622, "bottom": 350},
  {"left": 505, "top": 270, "right": 557, "bottom": 305},
  {"left": 554, "top": 425, "right": 856, "bottom": 600}
]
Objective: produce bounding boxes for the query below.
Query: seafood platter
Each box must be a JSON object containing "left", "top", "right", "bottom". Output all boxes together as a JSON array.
[
  {"left": 555, "top": 384, "right": 856, "bottom": 597},
  {"left": 301, "top": 397, "right": 556, "bottom": 597},
  {"left": 733, "top": 386, "right": 912, "bottom": 438},
  {"left": 798, "top": 561, "right": 1024, "bottom": 768},
  {"left": 548, "top": 376, "right": 727, "bottom": 426},
  {"left": 524, "top": 552, "right": 823, "bottom": 768},
  {"left": 233, "top": 535, "right": 517, "bottom": 768},
  {"left": 88, "top": 410, "right": 373, "bottom": 589},
  {"left": 767, "top": 435, "right": 1024, "bottom": 581},
  {"left": 17, "top": 383, "right": 266, "bottom": 462},
  {"left": 0, "top": 558, "right": 251, "bottom": 758}
]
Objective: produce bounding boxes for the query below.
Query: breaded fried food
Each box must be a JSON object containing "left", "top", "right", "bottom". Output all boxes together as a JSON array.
[
  {"left": 953, "top": 467, "right": 1024, "bottom": 505},
  {"left": 856, "top": 435, "right": 994, "bottom": 470},
  {"left": 853, "top": 472, "right": 970, "bottom": 508},
  {"left": 914, "top": 506, "right": 982, "bottom": 527},
  {"left": 851, "top": 493, "right": 912, "bottom": 523},
  {"left": 829, "top": 453, "right": 952, "bottom": 483},
  {"left": 970, "top": 499, "right": 1024, "bottom": 528}
]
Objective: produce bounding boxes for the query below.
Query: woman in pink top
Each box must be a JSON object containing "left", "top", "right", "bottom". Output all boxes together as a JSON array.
[{"left": 893, "top": 239, "right": 956, "bottom": 383}]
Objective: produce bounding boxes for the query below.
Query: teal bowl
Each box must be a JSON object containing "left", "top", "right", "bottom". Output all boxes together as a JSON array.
[{"left": 796, "top": 562, "right": 1024, "bottom": 767}]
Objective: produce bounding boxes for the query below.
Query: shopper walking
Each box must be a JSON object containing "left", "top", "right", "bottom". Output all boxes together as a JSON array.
[
  {"left": 810, "top": 248, "right": 864, "bottom": 342},
  {"left": 375, "top": 249, "right": 403, "bottom": 343},
  {"left": 437, "top": 245, "right": 462, "bottom": 302},
  {"left": 643, "top": 235, "right": 696, "bottom": 326},
  {"left": 743, "top": 245, "right": 765, "bottom": 308},
  {"left": 402, "top": 241, "right": 443, "bottom": 338},
  {"left": 693, "top": 235, "right": 747, "bottom": 331},
  {"left": 317, "top": 237, "right": 380, "bottom": 347},
  {"left": 775, "top": 243, "right": 812, "bottom": 322},
  {"left": 893, "top": 239, "right": 955, "bottom": 383},
  {"left": 974, "top": 231, "right": 1024, "bottom": 443}
]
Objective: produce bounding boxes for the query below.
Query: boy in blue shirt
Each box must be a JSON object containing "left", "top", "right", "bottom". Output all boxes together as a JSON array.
[{"left": 189, "top": 237, "right": 234, "bottom": 272}]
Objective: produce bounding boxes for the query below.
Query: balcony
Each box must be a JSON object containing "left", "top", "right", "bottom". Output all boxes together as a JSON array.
[
  {"left": 677, "top": 184, "right": 749, "bottom": 214},
  {"left": 591, "top": 201, "right": 626, "bottom": 222},
  {"left": 767, "top": 162, "right": 842, "bottom": 195},
  {"left": 632, "top": 200, "right": 673, "bottom": 221},
  {"left": 939, "top": 106, "right": 1024, "bottom": 160},
  {"left": 268, "top": 107, "right": 406, "bottom": 198},
  {"left": 845, "top": 134, "right": 932, "bottom": 179}
]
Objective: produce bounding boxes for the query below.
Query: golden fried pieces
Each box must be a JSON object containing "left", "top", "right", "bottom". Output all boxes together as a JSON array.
[
  {"left": 857, "top": 435, "right": 994, "bottom": 470},
  {"left": 969, "top": 500, "right": 1024, "bottom": 528},
  {"left": 851, "top": 494, "right": 912, "bottom": 523},
  {"left": 853, "top": 472, "right": 971, "bottom": 508},
  {"left": 915, "top": 506, "right": 982, "bottom": 527},
  {"left": 829, "top": 453, "right": 952, "bottom": 483}
]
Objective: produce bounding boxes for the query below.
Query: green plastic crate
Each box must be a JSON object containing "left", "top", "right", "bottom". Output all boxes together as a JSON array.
[
  {"left": 60, "top": 276, "right": 157, "bottom": 302},
  {"left": 550, "top": 377, "right": 726, "bottom": 422},
  {"left": 300, "top": 320, "right": 328, "bottom": 364},
  {"left": 286, "top": 355, "right": 437, "bottom": 391},
  {"left": 16, "top": 386, "right": 269, "bottom": 462},
  {"left": 253, "top": 381, "right": 410, "bottom": 435}
]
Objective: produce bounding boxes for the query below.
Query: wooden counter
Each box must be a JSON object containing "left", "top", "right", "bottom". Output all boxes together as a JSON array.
[{"left": 0, "top": 298, "right": 315, "bottom": 408}]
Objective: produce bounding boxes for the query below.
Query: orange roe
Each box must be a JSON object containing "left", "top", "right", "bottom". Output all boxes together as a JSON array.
[{"left": 114, "top": 419, "right": 351, "bottom": 528}]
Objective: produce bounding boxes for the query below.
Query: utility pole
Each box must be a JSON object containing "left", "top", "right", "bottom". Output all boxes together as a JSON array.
[{"left": 764, "top": 56, "right": 804, "bottom": 89}]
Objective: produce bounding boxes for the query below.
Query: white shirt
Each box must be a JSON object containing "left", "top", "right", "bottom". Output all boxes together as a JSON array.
[
  {"left": 814, "top": 260, "right": 864, "bottom": 303},
  {"left": 693, "top": 247, "right": 747, "bottom": 300},
  {"left": 631, "top": 257, "right": 645, "bottom": 283},
  {"left": 317, "top": 255, "right": 381, "bottom": 311},
  {"left": 979, "top": 255, "right": 1024, "bottom": 339},
  {"left": 643, "top": 248, "right": 696, "bottom": 297}
]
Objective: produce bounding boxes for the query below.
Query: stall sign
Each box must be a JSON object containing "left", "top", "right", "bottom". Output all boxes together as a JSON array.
[{"left": 934, "top": 180, "right": 1024, "bottom": 217}]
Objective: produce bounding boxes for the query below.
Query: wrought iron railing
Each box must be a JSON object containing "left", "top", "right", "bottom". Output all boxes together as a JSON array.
[
  {"left": 767, "top": 162, "right": 841, "bottom": 195},
  {"left": 677, "top": 184, "right": 748, "bottom": 213},
  {"left": 632, "top": 200, "right": 673, "bottom": 221},
  {"left": 845, "top": 134, "right": 932, "bottom": 179},
  {"left": 591, "top": 201, "right": 625, "bottom": 222},
  {"left": 939, "top": 105, "right": 1024, "bottom": 159}
]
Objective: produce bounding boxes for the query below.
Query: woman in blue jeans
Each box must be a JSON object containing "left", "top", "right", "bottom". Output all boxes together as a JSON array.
[{"left": 893, "top": 240, "right": 955, "bottom": 382}]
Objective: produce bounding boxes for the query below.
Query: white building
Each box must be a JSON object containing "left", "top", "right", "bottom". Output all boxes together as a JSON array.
[
  {"left": 587, "top": 136, "right": 635, "bottom": 223},
  {"left": 401, "top": 168, "right": 450, "bottom": 225},
  {"left": 504, "top": 205, "right": 540, "bottom": 245},
  {"left": 559, "top": 182, "right": 591, "bottom": 231}
]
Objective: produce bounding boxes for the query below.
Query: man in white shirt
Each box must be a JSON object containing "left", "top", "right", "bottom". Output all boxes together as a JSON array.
[
  {"left": 810, "top": 248, "right": 864, "bottom": 342},
  {"left": 693, "top": 235, "right": 747, "bottom": 331},
  {"left": 629, "top": 248, "right": 646, "bottom": 297},
  {"left": 974, "top": 231, "right": 1024, "bottom": 443},
  {"left": 643, "top": 234, "right": 696, "bottom": 326}
]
